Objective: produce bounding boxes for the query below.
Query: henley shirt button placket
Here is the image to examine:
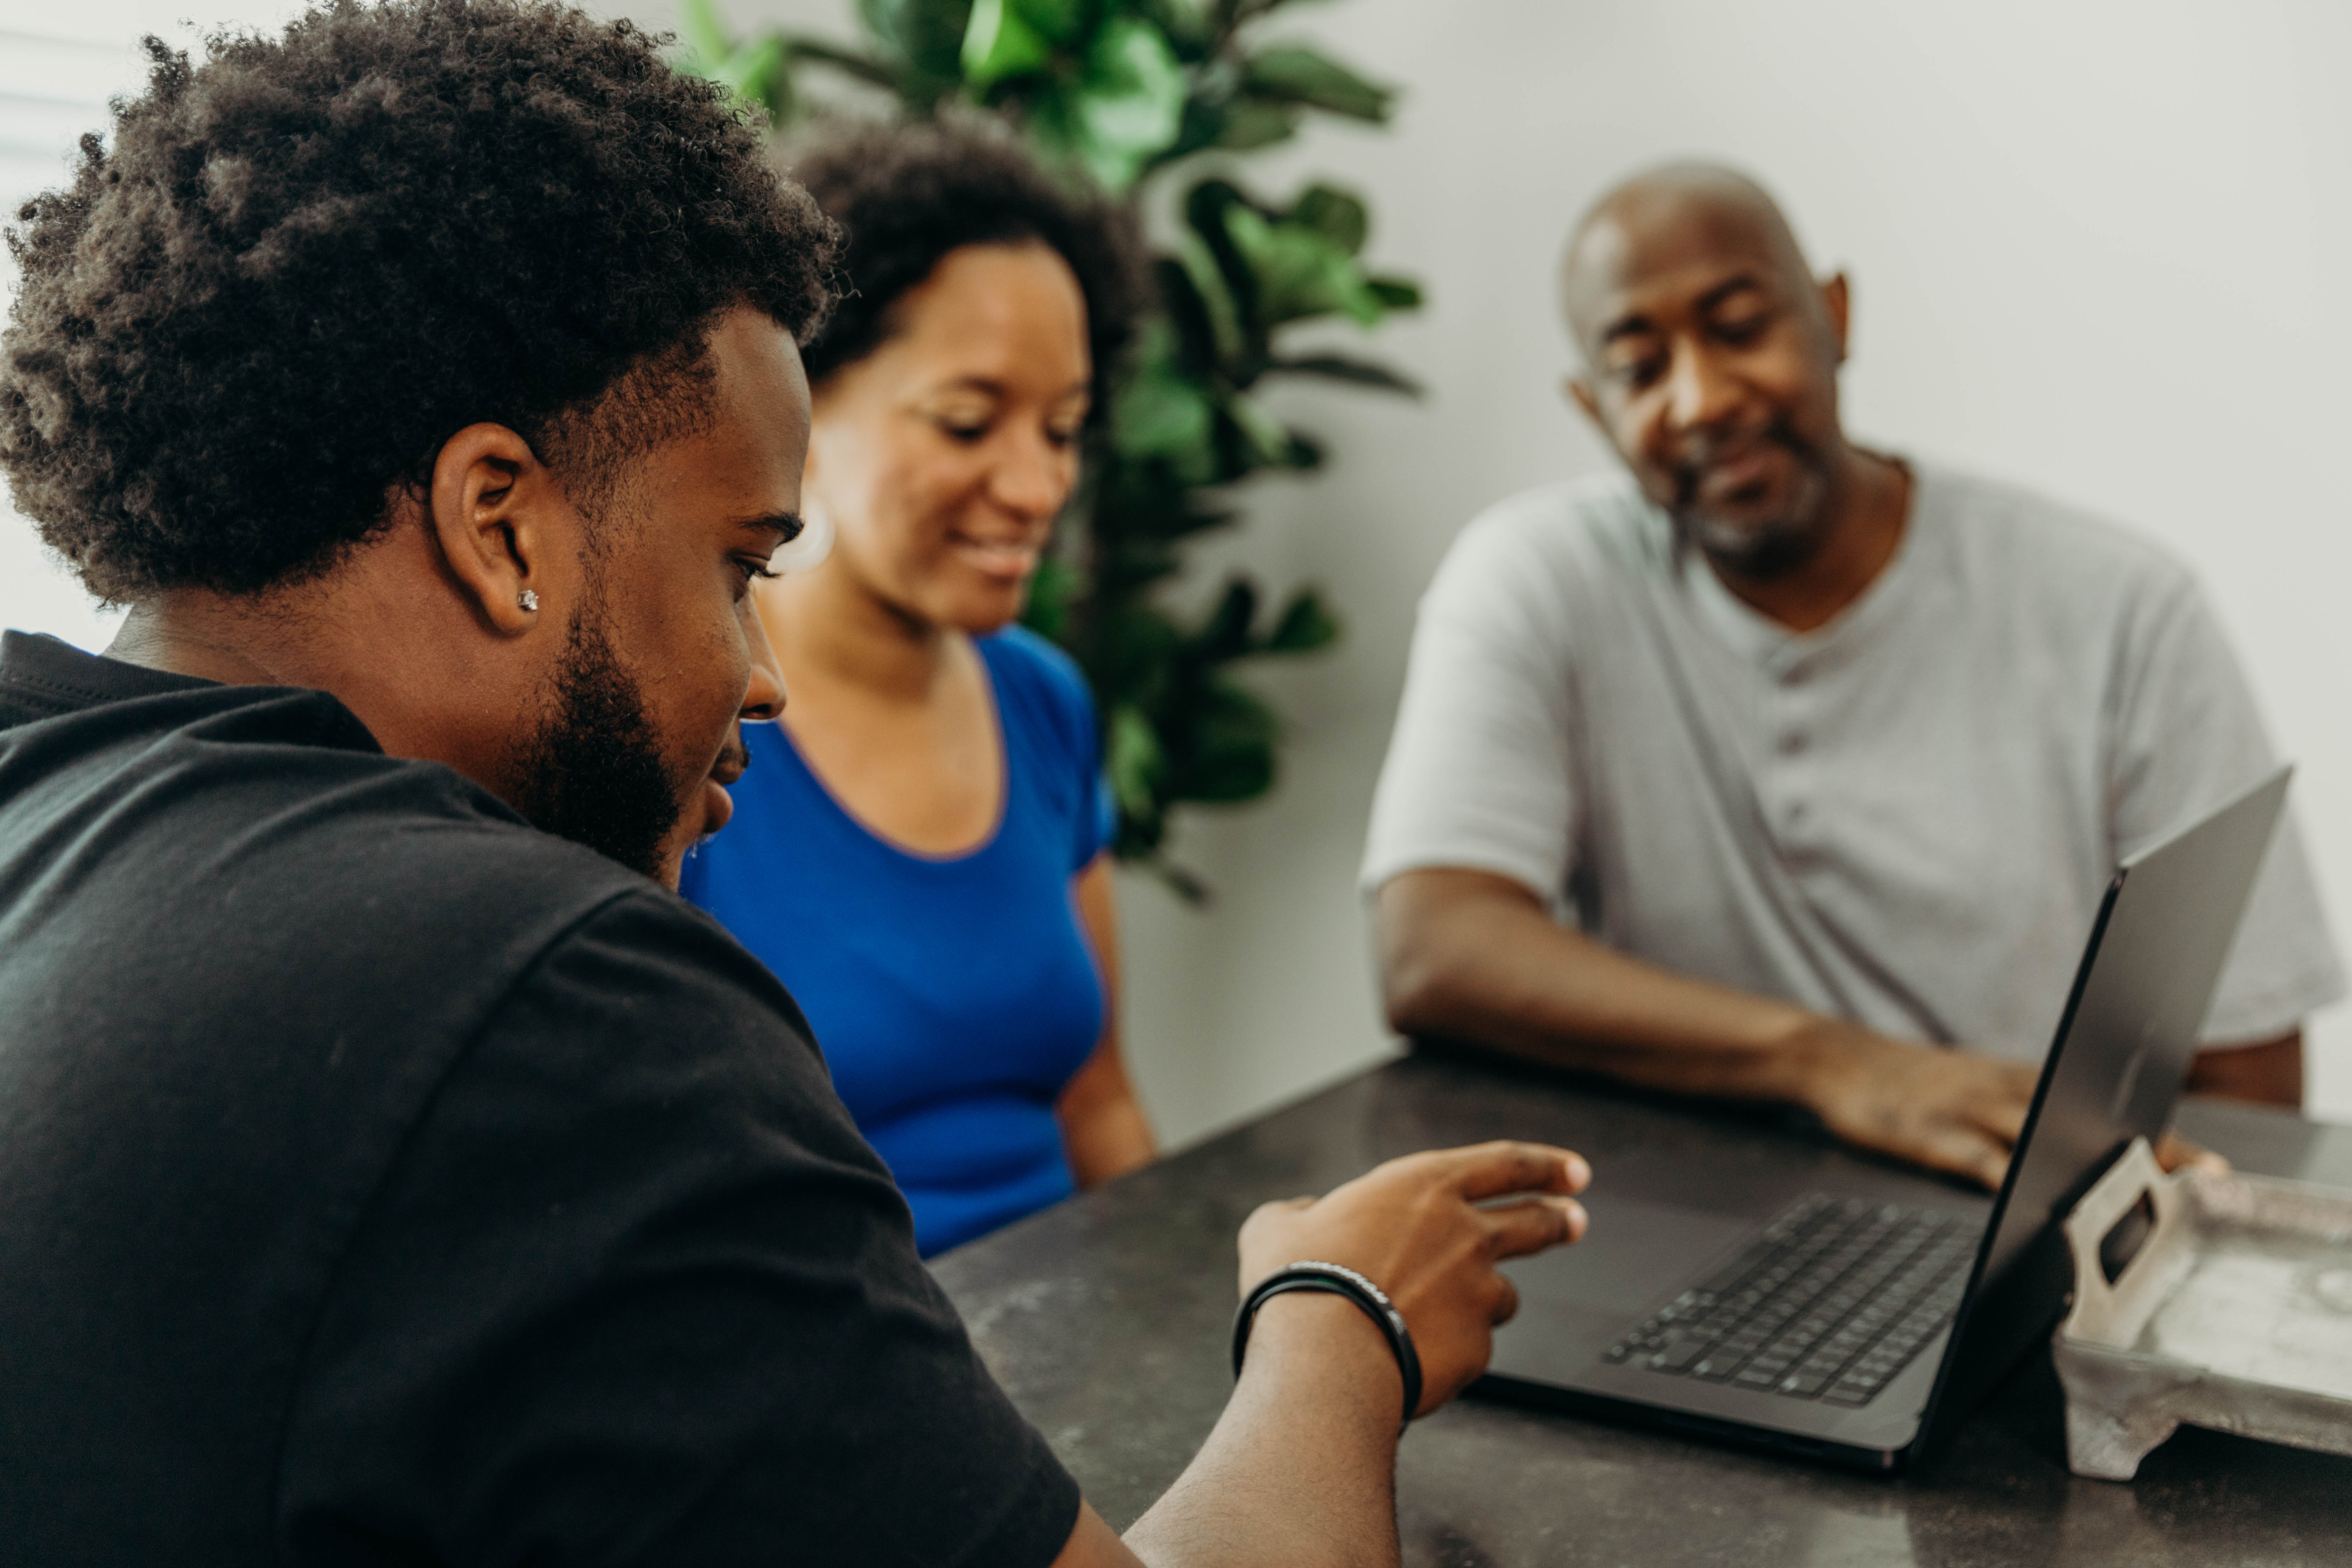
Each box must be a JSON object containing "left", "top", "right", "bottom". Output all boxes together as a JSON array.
[{"left": 1769, "top": 664, "right": 1812, "bottom": 856}]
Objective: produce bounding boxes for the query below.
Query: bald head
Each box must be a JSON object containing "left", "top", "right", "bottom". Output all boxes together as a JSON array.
[
  {"left": 1558, "top": 162, "right": 1856, "bottom": 580},
  {"left": 1561, "top": 163, "right": 1819, "bottom": 359}
]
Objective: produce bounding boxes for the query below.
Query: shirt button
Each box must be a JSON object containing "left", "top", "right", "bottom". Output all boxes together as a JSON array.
[{"left": 1778, "top": 729, "right": 1807, "bottom": 756}]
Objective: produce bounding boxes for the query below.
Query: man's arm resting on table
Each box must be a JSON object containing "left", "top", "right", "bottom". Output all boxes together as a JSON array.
[
  {"left": 1049, "top": 1140, "right": 1592, "bottom": 1568},
  {"left": 2184, "top": 1032, "right": 2303, "bottom": 1108},
  {"left": 1374, "top": 867, "right": 2043, "bottom": 1188}
]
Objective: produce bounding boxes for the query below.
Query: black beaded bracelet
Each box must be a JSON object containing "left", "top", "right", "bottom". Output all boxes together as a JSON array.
[{"left": 1230, "top": 1260, "right": 1423, "bottom": 1434}]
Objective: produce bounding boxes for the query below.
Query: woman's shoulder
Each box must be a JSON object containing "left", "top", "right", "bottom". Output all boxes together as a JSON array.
[{"left": 977, "top": 626, "right": 1096, "bottom": 751}]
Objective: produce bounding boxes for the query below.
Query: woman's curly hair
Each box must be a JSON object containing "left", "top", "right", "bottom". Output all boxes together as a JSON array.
[
  {"left": 785, "top": 114, "right": 1143, "bottom": 416},
  {"left": 0, "top": 0, "right": 837, "bottom": 601}
]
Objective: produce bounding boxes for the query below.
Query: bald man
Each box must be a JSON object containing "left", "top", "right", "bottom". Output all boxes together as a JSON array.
[{"left": 1364, "top": 163, "right": 2344, "bottom": 1189}]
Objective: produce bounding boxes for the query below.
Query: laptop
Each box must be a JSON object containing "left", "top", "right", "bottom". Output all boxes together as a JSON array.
[{"left": 1475, "top": 766, "right": 2294, "bottom": 1471}]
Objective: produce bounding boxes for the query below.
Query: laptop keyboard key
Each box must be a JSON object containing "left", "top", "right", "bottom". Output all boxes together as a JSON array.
[{"left": 1652, "top": 1339, "right": 1708, "bottom": 1371}]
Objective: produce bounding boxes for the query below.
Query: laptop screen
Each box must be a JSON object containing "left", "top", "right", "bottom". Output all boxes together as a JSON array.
[{"left": 1919, "top": 767, "right": 2290, "bottom": 1454}]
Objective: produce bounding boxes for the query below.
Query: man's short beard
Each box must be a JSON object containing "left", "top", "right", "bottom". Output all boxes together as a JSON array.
[
  {"left": 1672, "top": 428, "right": 1836, "bottom": 582},
  {"left": 507, "top": 596, "right": 682, "bottom": 881}
]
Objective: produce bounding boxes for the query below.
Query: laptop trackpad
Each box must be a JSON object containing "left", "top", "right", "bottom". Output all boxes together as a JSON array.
[{"left": 1501, "top": 1195, "right": 1757, "bottom": 1316}]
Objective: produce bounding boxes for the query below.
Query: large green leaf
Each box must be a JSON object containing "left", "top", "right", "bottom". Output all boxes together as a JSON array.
[
  {"left": 1288, "top": 182, "right": 1367, "bottom": 255},
  {"left": 1099, "top": 603, "right": 1183, "bottom": 702},
  {"left": 677, "top": 0, "right": 735, "bottom": 70},
  {"left": 1190, "top": 578, "right": 1259, "bottom": 660},
  {"left": 858, "top": 0, "right": 975, "bottom": 68},
  {"left": 1173, "top": 226, "right": 1248, "bottom": 368},
  {"left": 1021, "top": 0, "right": 1091, "bottom": 41},
  {"left": 1107, "top": 702, "right": 1164, "bottom": 819},
  {"left": 1210, "top": 94, "right": 1300, "bottom": 150},
  {"left": 721, "top": 35, "right": 793, "bottom": 121},
  {"left": 1220, "top": 388, "right": 1297, "bottom": 468},
  {"left": 1171, "top": 677, "right": 1278, "bottom": 802},
  {"left": 674, "top": 0, "right": 794, "bottom": 121},
  {"left": 1239, "top": 44, "right": 1393, "bottom": 121},
  {"left": 1151, "top": 255, "right": 1225, "bottom": 378},
  {"left": 858, "top": 0, "right": 974, "bottom": 102},
  {"left": 1181, "top": 179, "right": 1262, "bottom": 346},
  {"left": 1065, "top": 17, "right": 1188, "bottom": 189},
  {"left": 1111, "top": 330, "right": 1219, "bottom": 482},
  {"left": 1265, "top": 352, "right": 1421, "bottom": 394},
  {"left": 960, "top": 0, "right": 1062, "bottom": 87},
  {"left": 1221, "top": 201, "right": 1382, "bottom": 327},
  {"left": 1264, "top": 586, "right": 1340, "bottom": 653},
  {"left": 1142, "top": 0, "right": 1217, "bottom": 57}
]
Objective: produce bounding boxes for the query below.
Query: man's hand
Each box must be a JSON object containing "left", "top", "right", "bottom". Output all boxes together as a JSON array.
[
  {"left": 1083, "top": 1142, "right": 1590, "bottom": 1568},
  {"left": 1235, "top": 1141, "right": 1590, "bottom": 1415},
  {"left": 1796, "top": 1023, "right": 2038, "bottom": 1191}
]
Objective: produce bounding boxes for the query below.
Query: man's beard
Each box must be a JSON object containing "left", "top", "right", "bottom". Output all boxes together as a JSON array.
[
  {"left": 507, "top": 600, "right": 682, "bottom": 881},
  {"left": 1670, "top": 422, "right": 1836, "bottom": 581}
]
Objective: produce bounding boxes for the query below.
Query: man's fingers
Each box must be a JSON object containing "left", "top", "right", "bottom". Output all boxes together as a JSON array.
[
  {"left": 1972, "top": 1098, "right": 2029, "bottom": 1147},
  {"left": 1911, "top": 1127, "right": 2010, "bottom": 1192},
  {"left": 1443, "top": 1141, "right": 1592, "bottom": 1201},
  {"left": 2155, "top": 1132, "right": 2231, "bottom": 1178},
  {"left": 1862, "top": 1118, "right": 2011, "bottom": 1192},
  {"left": 1480, "top": 1195, "right": 1587, "bottom": 1259},
  {"left": 1487, "top": 1269, "right": 1522, "bottom": 1327}
]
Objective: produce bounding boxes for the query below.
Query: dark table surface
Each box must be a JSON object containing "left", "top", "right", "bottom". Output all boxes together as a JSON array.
[{"left": 932, "top": 1051, "right": 2352, "bottom": 1568}]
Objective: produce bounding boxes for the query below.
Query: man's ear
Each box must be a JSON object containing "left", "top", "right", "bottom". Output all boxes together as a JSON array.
[
  {"left": 1566, "top": 374, "right": 1605, "bottom": 431},
  {"left": 1820, "top": 272, "right": 1852, "bottom": 366},
  {"left": 425, "top": 423, "right": 573, "bottom": 636}
]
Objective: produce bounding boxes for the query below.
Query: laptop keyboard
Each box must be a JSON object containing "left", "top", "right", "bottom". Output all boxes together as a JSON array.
[{"left": 1603, "top": 1194, "right": 1976, "bottom": 1407}]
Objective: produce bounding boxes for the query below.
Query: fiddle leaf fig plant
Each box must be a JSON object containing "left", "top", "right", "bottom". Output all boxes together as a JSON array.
[{"left": 678, "top": 0, "right": 1423, "bottom": 896}]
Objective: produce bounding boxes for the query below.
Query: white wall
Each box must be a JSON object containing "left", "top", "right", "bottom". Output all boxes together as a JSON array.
[{"left": 7, "top": 0, "right": 2348, "bottom": 1137}]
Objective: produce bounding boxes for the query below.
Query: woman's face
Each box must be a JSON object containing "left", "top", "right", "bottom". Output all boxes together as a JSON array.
[{"left": 805, "top": 240, "right": 1091, "bottom": 634}]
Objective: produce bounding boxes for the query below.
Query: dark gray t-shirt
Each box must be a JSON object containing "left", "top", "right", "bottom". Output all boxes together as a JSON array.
[
  {"left": 0, "top": 630, "right": 1078, "bottom": 1566},
  {"left": 1364, "top": 465, "right": 2345, "bottom": 1058}
]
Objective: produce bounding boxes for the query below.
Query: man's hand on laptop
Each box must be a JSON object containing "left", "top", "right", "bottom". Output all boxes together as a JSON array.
[
  {"left": 1797, "top": 1024, "right": 2038, "bottom": 1190},
  {"left": 1237, "top": 1141, "right": 1591, "bottom": 1414},
  {"left": 1085, "top": 1143, "right": 1590, "bottom": 1568},
  {"left": 1795, "top": 1024, "right": 2231, "bottom": 1190}
]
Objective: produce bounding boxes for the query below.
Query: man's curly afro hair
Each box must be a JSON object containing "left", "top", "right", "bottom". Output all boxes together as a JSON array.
[
  {"left": 0, "top": 0, "right": 837, "bottom": 602},
  {"left": 785, "top": 114, "right": 1143, "bottom": 415}
]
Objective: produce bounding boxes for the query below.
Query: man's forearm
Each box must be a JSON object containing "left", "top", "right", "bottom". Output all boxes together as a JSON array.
[
  {"left": 1122, "top": 1295, "right": 1403, "bottom": 1568},
  {"left": 1377, "top": 868, "right": 1833, "bottom": 1106},
  {"left": 2185, "top": 1032, "right": 2304, "bottom": 1108}
]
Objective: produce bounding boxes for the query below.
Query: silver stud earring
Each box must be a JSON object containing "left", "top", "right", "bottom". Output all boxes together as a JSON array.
[{"left": 518, "top": 589, "right": 539, "bottom": 612}]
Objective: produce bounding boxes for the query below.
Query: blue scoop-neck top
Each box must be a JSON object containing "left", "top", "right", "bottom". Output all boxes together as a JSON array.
[{"left": 681, "top": 626, "right": 1116, "bottom": 1256}]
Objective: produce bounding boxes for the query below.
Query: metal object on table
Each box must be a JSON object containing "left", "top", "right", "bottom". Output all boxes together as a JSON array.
[{"left": 2052, "top": 1135, "right": 2352, "bottom": 1480}]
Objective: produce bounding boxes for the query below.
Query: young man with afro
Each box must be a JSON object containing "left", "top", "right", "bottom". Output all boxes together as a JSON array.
[{"left": 0, "top": 4, "right": 1588, "bottom": 1562}]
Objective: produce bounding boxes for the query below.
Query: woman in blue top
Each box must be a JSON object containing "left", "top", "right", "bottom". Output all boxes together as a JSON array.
[{"left": 683, "top": 118, "right": 1157, "bottom": 1255}]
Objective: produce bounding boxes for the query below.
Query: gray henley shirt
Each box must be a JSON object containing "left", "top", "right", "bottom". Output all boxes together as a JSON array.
[{"left": 1362, "top": 462, "right": 2345, "bottom": 1060}]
